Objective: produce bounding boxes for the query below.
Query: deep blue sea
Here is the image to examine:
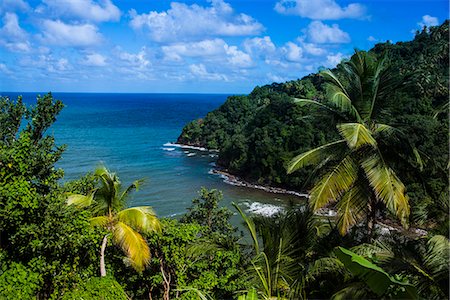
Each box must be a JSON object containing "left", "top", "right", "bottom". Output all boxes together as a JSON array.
[{"left": 2, "top": 92, "right": 304, "bottom": 218}]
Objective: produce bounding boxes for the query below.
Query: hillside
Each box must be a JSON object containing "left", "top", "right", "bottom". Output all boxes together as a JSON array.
[{"left": 178, "top": 21, "right": 449, "bottom": 226}]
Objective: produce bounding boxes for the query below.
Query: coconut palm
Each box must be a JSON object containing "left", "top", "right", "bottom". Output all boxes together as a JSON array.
[
  {"left": 287, "top": 51, "right": 420, "bottom": 237},
  {"left": 67, "top": 166, "right": 161, "bottom": 276}
]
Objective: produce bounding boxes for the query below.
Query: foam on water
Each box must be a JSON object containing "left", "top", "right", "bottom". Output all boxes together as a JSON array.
[{"left": 245, "top": 201, "right": 283, "bottom": 217}]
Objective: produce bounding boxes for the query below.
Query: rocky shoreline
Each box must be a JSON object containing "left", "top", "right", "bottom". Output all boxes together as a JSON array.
[
  {"left": 210, "top": 169, "right": 309, "bottom": 198},
  {"left": 175, "top": 143, "right": 428, "bottom": 238}
]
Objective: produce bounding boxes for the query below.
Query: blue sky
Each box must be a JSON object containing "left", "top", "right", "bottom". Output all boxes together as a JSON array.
[{"left": 0, "top": 0, "right": 447, "bottom": 93}]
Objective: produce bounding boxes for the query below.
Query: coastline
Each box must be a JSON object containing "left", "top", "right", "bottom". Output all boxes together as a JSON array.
[
  {"left": 172, "top": 142, "right": 428, "bottom": 237},
  {"left": 210, "top": 169, "right": 309, "bottom": 198}
]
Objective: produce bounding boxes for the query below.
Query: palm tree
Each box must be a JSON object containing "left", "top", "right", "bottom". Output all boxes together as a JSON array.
[
  {"left": 287, "top": 51, "right": 419, "bottom": 237},
  {"left": 67, "top": 166, "right": 161, "bottom": 276}
]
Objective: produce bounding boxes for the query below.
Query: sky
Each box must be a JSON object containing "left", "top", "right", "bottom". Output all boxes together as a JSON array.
[{"left": 0, "top": 0, "right": 448, "bottom": 93}]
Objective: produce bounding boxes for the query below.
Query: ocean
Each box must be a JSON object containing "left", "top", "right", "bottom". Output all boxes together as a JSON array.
[{"left": 2, "top": 92, "right": 305, "bottom": 219}]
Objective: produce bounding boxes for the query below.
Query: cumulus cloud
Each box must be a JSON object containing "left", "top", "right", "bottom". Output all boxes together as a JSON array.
[
  {"left": 225, "top": 45, "right": 253, "bottom": 67},
  {"left": 189, "top": 63, "right": 228, "bottom": 81},
  {"left": 82, "top": 53, "right": 107, "bottom": 66},
  {"left": 325, "top": 52, "right": 345, "bottom": 67},
  {"left": 274, "top": 0, "right": 366, "bottom": 20},
  {"left": 418, "top": 15, "right": 439, "bottom": 28},
  {"left": 39, "top": 20, "right": 103, "bottom": 47},
  {"left": 117, "top": 48, "right": 150, "bottom": 69},
  {"left": 40, "top": 0, "right": 120, "bottom": 22},
  {"left": 306, "top": 21, "right": 350, "bottom": 43},
  {"left": 0, "top": 13, "right": 31, "bottom": 52},
  {"left": 302, "top": 42, "right": 327, "bottom": 56},
  {"left": 243, "top": 36, "right": 276, "bottom": 57},
  {"left": 162, "top": 39, "right": 252, "bottom": 68},
  {"left": 129, "top": 0, "right": 263, "bottom": 42},
  {"left": 162, "top": 39, "right": 227, "bottom": 61},
  {"left": 19, "top": 54, "right": 72, "bottom": 73},
  {"left": 283, "top": 42, "right": 303, "bottom": 62}
]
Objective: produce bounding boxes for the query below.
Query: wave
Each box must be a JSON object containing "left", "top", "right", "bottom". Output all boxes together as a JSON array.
[
  {"left": 163, "top": 142, "right": 210, "bottom": 152},
  {"left": 162, "top": 147, "right": 176, "bottom": 151},
  {"left": 244, "top": 201, "right": 283, "bottom": 217}
]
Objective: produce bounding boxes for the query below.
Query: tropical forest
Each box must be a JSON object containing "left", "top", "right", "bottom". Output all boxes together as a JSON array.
[{"left": 0, "top": 7, "right": 449, "bottom": 300}]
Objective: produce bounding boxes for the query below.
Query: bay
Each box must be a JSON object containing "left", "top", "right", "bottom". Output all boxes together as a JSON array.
[{"left": 2, "top": 92, "right": 305, "bottom": 218}]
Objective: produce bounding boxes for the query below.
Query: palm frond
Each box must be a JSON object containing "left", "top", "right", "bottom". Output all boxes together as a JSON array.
[
  {"left": 90, "top": 215, "right": 110, "bottom": 227},
  {"left": 293, "top": 98, "right": 337, "bottom": 113},
  {"left": 287, "top": 140, "right": 346, "bottom": 174},
  {"left": 424, "top": 235, "right": 450, "bottom": 279},
  {"left": 337, "top": 123, "right": 377, "bottom": 150},
  {"left": 66, "top": 191, "right": 95, "bottom": 208},
  {"left": 326, "top": 85, "right": 362, "bottom": 121},
  {"left": 113, "top": 221, "right": 151, "bottom": 272},
  {"left": 361, "top": 154, "right": 410, "bottom": 227},
  {"left": 307, "top": 257, "right": 348, "bottom": 282},
  {"left": 331, "top": 282, "right": 370, "bottom": 300},
  {"left": 117, "top": 206, "right": 161, "bottom": 234},
  {"left": 336, "top": 185, "right": 367, "bottom": 235},
  {"left": 373, "top": 123, "right": 398, "bottom": 136},
  {"left": 120, "top": 178, "right": 145, "bottom": 202},
  {"left": 309, "top": 155, "right": 358, "bottom": 211},
  {"left": 233, "top": 202, "right": 259, "bottom": 254}
]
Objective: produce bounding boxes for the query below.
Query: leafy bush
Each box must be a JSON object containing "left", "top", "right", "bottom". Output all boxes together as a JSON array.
[
  {"left": 0, "top": 262, "right": 42, "bottom": 300},
  {"left": 62, "top": 277, "right": 127, "bottom": 300}
]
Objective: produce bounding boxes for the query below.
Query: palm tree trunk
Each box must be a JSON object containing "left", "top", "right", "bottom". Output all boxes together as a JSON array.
[
  {"left": 100, "top": 234, "right": 109, "bottom": 277},
  {"left": 367, "top": 198, "right": 376, "bottom": 243}
]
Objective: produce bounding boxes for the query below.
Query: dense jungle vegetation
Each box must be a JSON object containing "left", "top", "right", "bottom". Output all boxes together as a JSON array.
[
  {"left": 0, "top": 22, "right": 448, "bottom": 299},
  {"left": 178, "top": 22, "right": 449, "bottom": 235}
]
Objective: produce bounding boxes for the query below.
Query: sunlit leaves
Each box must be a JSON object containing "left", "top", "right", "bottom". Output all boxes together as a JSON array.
[
  {"left": 287, "top": 140, "right": 346, "bottom": 174},
  {"left": 113, "top": 221, "right": 150, "bottom": 272},
  {"left": 362, "top": 154, "right": 410, "bottom": 227},
  {"left": 309, "top": 156, "right": 358, "bottom": 211},
  {"left": 337, "top": 123, "right": 377, "bottom": 150}
]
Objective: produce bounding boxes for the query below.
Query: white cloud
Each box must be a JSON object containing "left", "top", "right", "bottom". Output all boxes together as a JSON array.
[
  {"left": 40, "top": 0, "right": 120, "bottom": 22},
  {"left": 274, "top": 0, "right": 366, "bottom": 20},
  {"left": 129, "top": 0, "right": 263, "bottom": 42},
  {"left": 189, "top": 63, "right": 228, "bottom": 81},
  {"left": 267, "top": 73, "right": 289, "bottom": 83},
  {"left": 39, "top": 20, "right": 102, "bottom": 47},
  {"left": 367, "top": 36, "right": 377, "bottom": 42},
  {"left": 83, "top": 53, "right": 107, "bottom": 66},
  {"left": 306, "top": 21, "right": 350, "bottom": 43},
  {"left": 162, "top": 39, "right": 227, "bottom": 61},
  {"left": 117, "top": 48, "right": 150, "bottom": 70},
  {"left": 243, "top": 36, "right": 276, "bottom": 56},
  {"left": 225, "top": 45, "right": 253, "bottom": 67},
  {"left": 325, "top": 52, "right": 345, "bottom": 67},
  {"left": 0, "top": 63, "right": 12, "bottom": 74},
  {"left": 418, "top": 15, "right": 439, "bottom": 28},
  {"left": 19, "top": 54, "right": 72, "bottom": 73},
  {"left": 162, "top": 38, "right": 252, "bottom": 68},
  {"left": 302, "top": 42, "right": 327, "bottom": 56},
  {"left": 0, "top": 13, "right": 31, "bottom": 52},
  {"left": 283, "top": 42, "right": 303, "bottom": 62}
]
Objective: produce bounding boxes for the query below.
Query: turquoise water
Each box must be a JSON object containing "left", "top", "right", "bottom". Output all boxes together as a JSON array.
[{"left": 3, "top": 92, "right": 305, "bottom": 218}]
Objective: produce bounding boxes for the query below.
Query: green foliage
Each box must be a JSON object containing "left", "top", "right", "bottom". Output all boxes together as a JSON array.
[
  {"left": 178, "top": 22, "right": 449, "bottom": 233},
  {"left": 0, "top": 94, "right": 100, "bottom": 297},
  {"left": 334, "top": 246, "right": 418, "bottom": 299},
  {"left": 180, "top": 187, "right": 236, "bottom": 237},
  {"left": 0, "top": 262, "right": 42, "bottom": 300},
  {"left": 61, "top": 277, "right": 128, "bottom": 300},
  {"left": 114, "top": 218, "right": 246, "bottom": 299}
]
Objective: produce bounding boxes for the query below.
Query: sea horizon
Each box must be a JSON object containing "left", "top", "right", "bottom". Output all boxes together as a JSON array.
[{"left": 2, "top": 92, "right": 304, "bottom": 220}]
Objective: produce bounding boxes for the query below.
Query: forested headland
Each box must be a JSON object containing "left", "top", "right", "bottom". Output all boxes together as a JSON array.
[{"left": 0, "top": 22, "right": 448, "bottom": 299}]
